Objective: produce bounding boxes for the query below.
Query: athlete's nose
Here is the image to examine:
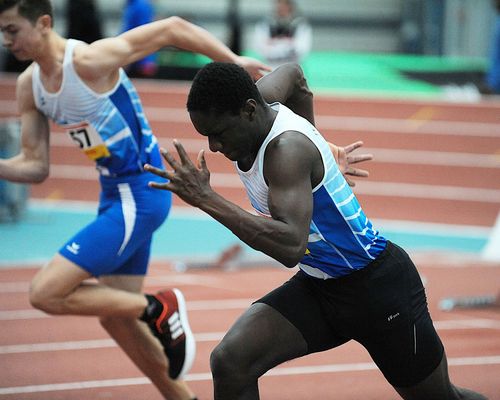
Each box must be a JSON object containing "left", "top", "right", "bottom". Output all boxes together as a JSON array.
[{"left": 1, "top": 36, "right": 12, "bottom": 48}]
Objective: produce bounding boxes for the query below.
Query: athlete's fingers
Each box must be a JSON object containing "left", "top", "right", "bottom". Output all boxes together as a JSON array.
[
  {"left": 173, "top": 140, "right": 192, "bottom": 165},
  {"left": 343, "top": 141, "right": 364, "bottom": 154},
  {"left": 348, "top": 154, "right": 373, "bottom": 164},
  {"left": 144, "top": 163, "right": 170, "bottom": 178},
  {"left": 160, "top": 147, "right": 180, "bottom": 170},
  {"left": 346, "top": 167, "right": 369, "bottom": 177},
  {"left": 148, "top": 181, "right": 172, "bottom": 191},
  {"left": 197, "top": 149, "right": 207, "bottom": 171}
]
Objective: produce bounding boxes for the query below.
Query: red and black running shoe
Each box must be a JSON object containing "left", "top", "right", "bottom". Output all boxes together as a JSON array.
[{"left": 149, "top": 288, "right": 196, "bottom": 380}]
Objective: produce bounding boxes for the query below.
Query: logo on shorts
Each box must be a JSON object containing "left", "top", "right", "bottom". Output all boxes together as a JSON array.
[
  {"left": 66, "top": 242, "right": 80, "bottom": 255},
  {"left": 387, "top": 312, "right": 400, "bottom": 322}
]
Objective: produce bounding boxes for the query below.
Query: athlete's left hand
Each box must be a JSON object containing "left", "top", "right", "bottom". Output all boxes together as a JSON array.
[
  {"left": 329, "top": 141, "right": 373, "bottom": 187},
  {"left": 145, "top": 140, "right": 212, "bottom": 207}
]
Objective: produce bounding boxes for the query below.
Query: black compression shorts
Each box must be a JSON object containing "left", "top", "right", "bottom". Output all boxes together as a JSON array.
[{"left": 255, "top": 241, "right": 444, "bottom": 387}]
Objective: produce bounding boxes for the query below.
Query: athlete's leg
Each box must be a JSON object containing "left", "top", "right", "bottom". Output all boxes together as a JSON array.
[
  {"left": 395, "top": 351, "right": 488, "bottom": 400},
  {"left": 210, "top": 302, "right": 308, "bottom": 400},
  {"left": 99, "top": 274, "right": 196, "bottom": 400},
  {"left": 29, "top": 253, "right": 147, "bottom": 317},
  {"left": 359, "top": 243, "right": 488, "bottom": 400}
]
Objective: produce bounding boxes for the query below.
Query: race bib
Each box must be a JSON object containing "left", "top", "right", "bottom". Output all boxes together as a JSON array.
[{"left": 65, "top": 121, "right": 110, "bottom": 160}]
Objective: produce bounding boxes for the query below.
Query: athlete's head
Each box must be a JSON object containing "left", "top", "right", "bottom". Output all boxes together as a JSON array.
[
  {"left": 187, "top": 62, "right": 267, "bottom": 161},
  {"left": 0, "top": 0, "right": 53, "bottom": 61},
  {"left": 187, "top": 62, "right": 265, "bottom": 116}
]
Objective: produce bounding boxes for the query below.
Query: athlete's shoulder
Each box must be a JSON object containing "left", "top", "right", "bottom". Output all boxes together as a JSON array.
[{"left": 72, "top": 40, "right": 120, "bottom": 87}]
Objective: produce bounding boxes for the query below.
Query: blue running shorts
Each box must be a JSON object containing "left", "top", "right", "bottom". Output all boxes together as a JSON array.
[{"left": 59, "top": 172, "right": 171, "bottom": 276}]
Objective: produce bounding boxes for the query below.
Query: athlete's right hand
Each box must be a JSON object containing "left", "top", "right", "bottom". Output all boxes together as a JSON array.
[{"left": 236, "top": 56, "right": 272, "bottom": 81}]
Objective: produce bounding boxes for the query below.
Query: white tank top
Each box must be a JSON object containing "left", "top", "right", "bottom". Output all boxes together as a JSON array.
[
  {"left": 31, "top": 39, "right": 162, "bottom": 177},
  {"left": 236, "top": 103, "right": 387, "bottom": 278}
]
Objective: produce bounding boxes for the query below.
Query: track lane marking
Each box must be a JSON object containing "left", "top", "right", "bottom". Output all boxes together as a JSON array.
[{"left": 0, "top": 356, "right": 499, "bottom": 395}]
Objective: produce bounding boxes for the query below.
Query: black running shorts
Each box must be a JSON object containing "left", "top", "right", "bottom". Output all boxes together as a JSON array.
[{"left": 255, "top": 241, "right": 444, "bottom": 387}]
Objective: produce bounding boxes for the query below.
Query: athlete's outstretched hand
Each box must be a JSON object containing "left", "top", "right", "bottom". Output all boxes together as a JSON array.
[
  {"left": 145, "top": 140, "right": 212, "bottom": 207},
  {"left": 236, "top": 56, "right": 272, "bottom": 81},
  {"left": 328, "top": 141, "right": 373, "bottom": 187}
]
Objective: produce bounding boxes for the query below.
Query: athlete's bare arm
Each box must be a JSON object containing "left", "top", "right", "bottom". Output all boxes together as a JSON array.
[
  {"left": 0, "top": 67, "right": 50, "bottom": 183},
  {"left": 257, "top": 63, "right": 372, "bottom": 186},
  {"left": 257, "top": 63, "right": 314, "bottom": 124},
  {"left": 74, "top": 16, "right": 270, "bottom": 82},
  {"left": 146, "top": 135, "right": 316, "bottom": 267}
]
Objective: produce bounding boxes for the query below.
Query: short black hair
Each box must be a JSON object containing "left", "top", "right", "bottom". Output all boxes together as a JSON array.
[
  {"left": 187, "top": 62, "right": 265, "bottom": 115},
  {"left": 0, "top": 0, "right": 53, "bottom": 25}
]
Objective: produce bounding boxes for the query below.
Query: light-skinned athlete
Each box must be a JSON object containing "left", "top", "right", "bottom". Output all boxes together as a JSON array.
[{"left": 0, "top": 1, "right": 271, "bottom": 398}]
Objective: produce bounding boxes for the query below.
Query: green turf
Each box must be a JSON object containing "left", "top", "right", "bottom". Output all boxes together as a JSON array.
[{"left": 158, "top": 49, "right": 488, "bottom": 97}]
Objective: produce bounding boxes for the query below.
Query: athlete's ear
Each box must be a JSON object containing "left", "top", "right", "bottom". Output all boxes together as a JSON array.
[
  {"left": 37, "top": 14, "right": 53, "bottom": 33},
  {"left": 242, "top": 99, "right": 257, "bottom": 120}
]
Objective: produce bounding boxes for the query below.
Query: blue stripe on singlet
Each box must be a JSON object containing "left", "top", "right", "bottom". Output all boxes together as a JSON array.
[
  {"left": 109, "top": 84, "right": 142, "bottom": 149},
  {"left": 311, "top": 185, "right": 358, "bottom": 258}
]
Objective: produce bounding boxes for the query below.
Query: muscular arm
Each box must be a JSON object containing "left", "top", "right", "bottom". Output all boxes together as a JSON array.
[
  {"left": 257, "top": 63, "right": 372, "bottom": 186},
  {"left": 146, "top": 135, "right": 315, "bottom": 267},
  {"left": 0, "top": 69, "right": 50, "bottom": 183},
  {"left": 75, "top": 16, "right": 269, "bottom": 81},
  {"left": 257, "top": 63, "right": 314, "bottom": 124}
]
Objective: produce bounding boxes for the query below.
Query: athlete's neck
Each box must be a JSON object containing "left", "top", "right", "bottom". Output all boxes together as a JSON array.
[{"left": 35, "top": 33, "right": 67, "bottom": 77}]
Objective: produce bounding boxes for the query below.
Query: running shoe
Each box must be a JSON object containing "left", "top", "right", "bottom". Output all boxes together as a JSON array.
[{"left": 149, "top": 288, "right": 196, "bottom": 380}]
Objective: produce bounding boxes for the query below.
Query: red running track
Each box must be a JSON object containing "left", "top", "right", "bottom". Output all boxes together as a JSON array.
[
  {"left": 1, "top": 77, "right": 499, "bottom": 226},
  {"left": 1, "top": 76, "right": 500, "bottom": 399}
]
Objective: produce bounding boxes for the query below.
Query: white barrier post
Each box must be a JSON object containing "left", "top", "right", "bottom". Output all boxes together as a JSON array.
[{"left": 481, "top": 212, "right": 500, "bottom": 262}]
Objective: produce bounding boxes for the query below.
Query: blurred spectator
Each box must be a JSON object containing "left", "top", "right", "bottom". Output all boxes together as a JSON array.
[
  {"left": 227, "top": 0, "right": 242, "bottom": 55},
  {"left": 484, "top": 0, "right": 500, "bottom": 94},
  {"left": 66, "top": 0, "right": 103, "bottom": 44},
  {"left": 122, "top": 0, "right": 158, "bottom": 78},
  {"left": 253, "top": 0, "right": 312, "bottom": 69}
]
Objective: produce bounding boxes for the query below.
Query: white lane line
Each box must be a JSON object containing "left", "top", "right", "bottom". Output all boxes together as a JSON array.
[
  {"left": 0, "top": 282, "right": 30, "bottom": 293},
  {"left": 0, "top": 332, "right": 226, "bottom": 354},
  {"left": 0, "top": 355, "right": 499, "bottom": 395},
  {"left": 2, "top": 100, "right": 499, "bottom": 137},
  {"left": 0, "top": 299, "right": 257, "bottom": 320},
  {"left": 353, "top": 181, "right": 500, "bottom": 203},
  {"left": 48, "top": 132, "right": 500, "bottom": 168},
  {"left": 316, "top": 115, "right": 500, "bottom": 137},
  {"left": 43, "top": 164, "right": 500, "bottom": 203},
  {"left": 361, "top": 148, "right": 500, "bottom": 169},
  {"left": 142, "top": 107, "right": 500, "bottom": 137}
]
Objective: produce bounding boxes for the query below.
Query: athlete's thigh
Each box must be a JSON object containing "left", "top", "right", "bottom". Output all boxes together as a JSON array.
[
  {"left": 31, "top": 253, "right": 92, "bottom": 298},
  {"left": 358, "top": 242, "right": 443, "bottom": 388},
  {"left": 219, "top": 302, "right": 308, "bottom": 375},
  {"left": 219, "top": 272, "right": 346, "bottom": 374},
  {"left": 257, "top": 271, "right": 348, "bottom": 354},
  {"left": 58, "top": 203, "right": 152, "bottom": 276}
]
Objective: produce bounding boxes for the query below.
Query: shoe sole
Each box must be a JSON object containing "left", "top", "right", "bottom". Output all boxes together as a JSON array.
[{"left": 172, "top": 288, "right": 196, "bottom": 380}]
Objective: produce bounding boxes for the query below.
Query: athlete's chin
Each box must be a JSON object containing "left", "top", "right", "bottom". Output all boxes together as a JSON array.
[
  {"left": 10, "top": 50, "right": 30, "bottom": 61},
  {"left": 221, "top": 151, "right": 237, "bottom": 161}
]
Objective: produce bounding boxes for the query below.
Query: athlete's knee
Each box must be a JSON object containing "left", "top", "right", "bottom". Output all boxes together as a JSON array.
[
  {"left": 29, "top": 281, "right": 64, "bottom": 314},
  {"left": 29, "top": 275, "right": 76, "bottom": 315},
  {"left": 210, "top": 340, "right": 257, "bottom": 384}
]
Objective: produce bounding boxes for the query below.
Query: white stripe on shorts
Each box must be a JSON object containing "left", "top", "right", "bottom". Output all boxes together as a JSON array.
[{"left": 117, "top": 183, "right": 136, "bottom": 256}]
